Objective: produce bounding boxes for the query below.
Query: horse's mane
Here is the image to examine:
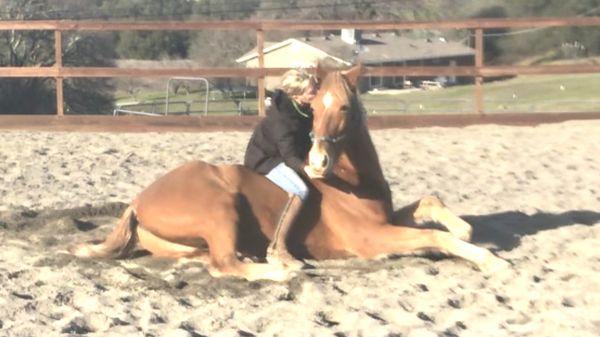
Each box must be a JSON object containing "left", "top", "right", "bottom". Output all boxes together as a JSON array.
[{"left": 324, "top": 68, "right": 390, "bottom": 207}]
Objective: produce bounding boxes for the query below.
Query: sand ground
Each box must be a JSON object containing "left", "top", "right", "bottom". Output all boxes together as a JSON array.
[{"left": 0, "top": 120, "right": 598, "bottom": 337}]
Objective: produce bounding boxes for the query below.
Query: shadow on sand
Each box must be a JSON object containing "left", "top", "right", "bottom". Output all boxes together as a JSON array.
[
  {"left": 463, "top": 210, "right": 600, "bottom": 251},
  {"left": 2, "top": 203, "right": 598, "bottom": 254},
  {"left": 1, "top": 203, "right": 598, "bottom": 298}
]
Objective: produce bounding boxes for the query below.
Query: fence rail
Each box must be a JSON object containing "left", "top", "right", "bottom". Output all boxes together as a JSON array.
[
  {"left": 0, "top": 17, "right": 599, "bottom": 118},
  {"left": 3, "top": 65, "right": 600, "bottom": 78},
  {"left": 0, "top": 17, "right": 599, "bottom": 31}
]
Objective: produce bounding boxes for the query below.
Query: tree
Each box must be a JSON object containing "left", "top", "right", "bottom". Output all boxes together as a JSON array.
[
  {"left": 116, "top": 31, "right": 190, "bottom": 59},
  {"left": 496, "top": 0, "right": 600, "bottom": 63},
  {"left": 192, "top": 0, "right": 260, "bottom": 20},
  {"left": 188, "top": 0, "right": 261, "bottom": 66},
  {"left": 62, "top": 32, "right": 117, "bottom": 114},
  {"left": 470, "top": 5, "right": 509, "bottom": 64},
  {"left": 0, "top": 0, "right": 116, "bottom": 114},
  {"left": 100, "top": 0, "right": 193, "bottom": 59},
  {"left": 186, "top": 1, "right": 261, "bottom": 101}
]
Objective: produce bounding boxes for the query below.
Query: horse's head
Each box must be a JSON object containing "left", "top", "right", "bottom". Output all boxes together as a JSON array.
[{"left": 306, "top": 64, "right": 364, "bottom": 178}]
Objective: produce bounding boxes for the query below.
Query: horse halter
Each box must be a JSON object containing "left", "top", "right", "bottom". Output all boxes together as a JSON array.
[{"left": 309, "top": 131, "right": 346, "bottom": 144}]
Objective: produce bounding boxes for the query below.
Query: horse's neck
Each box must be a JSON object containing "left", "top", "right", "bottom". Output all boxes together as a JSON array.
[{"left": 333, "top": 122, "right": 392, "bottom": 204}]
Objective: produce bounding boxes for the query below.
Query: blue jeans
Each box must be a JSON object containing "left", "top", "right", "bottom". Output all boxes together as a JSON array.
[{"left": 265, "top": 162, "right": 309, "bottom": 200}]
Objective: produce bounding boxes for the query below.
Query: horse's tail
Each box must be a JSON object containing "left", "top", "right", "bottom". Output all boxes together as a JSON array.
[{"left": 71, "top": 203, "right": 138, "bottom": 259}]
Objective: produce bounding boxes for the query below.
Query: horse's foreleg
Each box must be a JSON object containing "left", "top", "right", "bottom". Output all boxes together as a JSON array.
[
  {"left": 349, "top": 224, "right": 508, "bottom": 273},
  {"left": 393, "top": 195, "right": 472, "bottom": 241}
]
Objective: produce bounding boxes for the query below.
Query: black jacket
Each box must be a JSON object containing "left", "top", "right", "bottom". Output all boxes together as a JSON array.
[{"left": 244, "top": 90, "right": 313, "bottom": 175}]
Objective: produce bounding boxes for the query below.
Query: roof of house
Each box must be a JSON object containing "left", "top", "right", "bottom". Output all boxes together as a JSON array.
[
  {"left": 235, "top": 38, "right": 350, "bottom": 65},
  {"left": 235, "top": 41, "right": 282, "bottom": 63},
  {"left": 236, "top": 32, "right": 475, "bottom": 65}
]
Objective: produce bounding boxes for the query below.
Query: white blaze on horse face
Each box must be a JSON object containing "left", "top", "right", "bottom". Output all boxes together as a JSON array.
[
  {"left": 322, "top": 91, "right": 334, "bottom": 110},
  {"left": 308, "top": 142, "right": 330, "bottom": 176}
]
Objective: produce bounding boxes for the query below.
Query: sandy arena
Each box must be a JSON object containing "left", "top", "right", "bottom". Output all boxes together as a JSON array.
[{"left": 0, "top": 120, "right": 598, "bottom": 337}]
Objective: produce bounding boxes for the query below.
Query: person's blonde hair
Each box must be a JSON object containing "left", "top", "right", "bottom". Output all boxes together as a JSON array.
[{"left": 279, "top": 69, "right": 313, "bottom": 96}]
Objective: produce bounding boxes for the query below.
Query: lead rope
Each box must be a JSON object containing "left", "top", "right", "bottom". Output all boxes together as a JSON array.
[{"left": 291, "top": 99, "right": 310, "bottom": 118}]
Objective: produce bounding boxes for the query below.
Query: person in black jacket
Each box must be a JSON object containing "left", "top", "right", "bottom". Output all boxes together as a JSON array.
[{"left": 244, "top": 69, "right": 318, "bottom": 269}]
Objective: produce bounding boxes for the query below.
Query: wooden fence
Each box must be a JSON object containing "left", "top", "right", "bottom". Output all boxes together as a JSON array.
[{"left": 0, "top": 17, "right": 599, "bottom": 127}]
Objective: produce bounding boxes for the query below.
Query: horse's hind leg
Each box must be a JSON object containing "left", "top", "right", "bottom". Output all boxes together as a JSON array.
[
  {"left": 349, "top": 224, "right": 508, "bottom": 273},
  {"left": 204, "top": 216, "right": 291, "bottom": 282},
  {"left": 393, "top": 195, "right": 472, "bottom": 241},
  {"left": 136, "top": 226, "right": 209, "bottom": 262},
  {"left": 208, "top": 252, "right": 291, "bottom": 282}
]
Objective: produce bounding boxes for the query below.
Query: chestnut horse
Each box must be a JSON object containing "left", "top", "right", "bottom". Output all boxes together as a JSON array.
[{"left": 73, "top": 65, "right": 509, "bottom": 281}]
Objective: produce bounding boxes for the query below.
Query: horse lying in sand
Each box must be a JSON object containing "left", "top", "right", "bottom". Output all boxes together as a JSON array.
[{"left": 72, "top": 65, "right": 509, "bottom": 281}]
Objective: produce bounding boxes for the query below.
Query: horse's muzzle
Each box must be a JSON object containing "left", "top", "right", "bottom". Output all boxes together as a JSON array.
[{"left": 308, "top": 141, "right": 333, "bottom": 177}]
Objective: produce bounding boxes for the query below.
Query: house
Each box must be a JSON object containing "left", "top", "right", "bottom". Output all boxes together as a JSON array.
[
  {"left": 236, "top": 29, "right": 475, "bottom": 92},
  {"left": 235, "top": 38, "right": 351, "bottom": 90}
]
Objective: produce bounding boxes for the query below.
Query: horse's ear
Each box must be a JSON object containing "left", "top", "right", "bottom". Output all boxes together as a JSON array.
[{"left": 341, "top": 64, "right": 364, "bottom": 89}]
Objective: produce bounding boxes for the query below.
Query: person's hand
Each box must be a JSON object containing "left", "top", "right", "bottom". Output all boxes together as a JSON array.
[{"left": 303, "top": 165, "right": 322, "bottom": 179}]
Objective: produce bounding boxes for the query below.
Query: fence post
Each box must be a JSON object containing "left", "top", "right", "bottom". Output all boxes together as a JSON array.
[
  {"left": 474, "top": 28, "right": 484, "bottom": 114},
  {"left": 256, "top": 28, "right": 266, "bottom": 116},
  {"left": 54, "top": 30, "right": 64, "bottom": 116}
]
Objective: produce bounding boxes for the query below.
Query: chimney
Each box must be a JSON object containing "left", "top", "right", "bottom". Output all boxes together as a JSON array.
[{"left": 341, "top": 28, "right": 361, "bottom": 45}]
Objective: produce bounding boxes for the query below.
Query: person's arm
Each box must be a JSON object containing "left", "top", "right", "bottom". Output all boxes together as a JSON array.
[{"left": 271, "top": 117, "right": 305, "bottom": 172}]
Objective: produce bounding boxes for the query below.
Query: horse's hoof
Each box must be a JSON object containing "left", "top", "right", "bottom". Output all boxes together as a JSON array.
[
  {"left": 266, "top": 252, "right": 305, "bottom": 271},
  {"left": 247, "top": 266, "right": 295, "bottom": 282},
  {"left": 455, "top": 227, "right": 473, "bottom": 242},
  {"left": 479, "top": 256, "right": 511, "bottom": 274},
  {"left": 267, "top": 269, "right": 295, "bottom": 282},
  {"left": 69, "top": 244, "right": 93, "bottom": 257},
  {"left": 283, "top": 259, "right": 305, "bottom": 271}
]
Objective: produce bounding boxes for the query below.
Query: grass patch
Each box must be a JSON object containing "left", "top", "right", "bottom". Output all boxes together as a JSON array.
[
  {"left": 114, "top": 90, "right": 257, "bottom": 116},
  {"left": 361, "top": 73, "right": 600, "bottom": 114},
  {"left": 113, "top": 73, "right": 600, "bottom": 115}
]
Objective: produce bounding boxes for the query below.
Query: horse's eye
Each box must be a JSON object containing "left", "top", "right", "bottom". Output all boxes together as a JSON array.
[{"left": 340, "top": 105, "right": 350, "bottom": 112}]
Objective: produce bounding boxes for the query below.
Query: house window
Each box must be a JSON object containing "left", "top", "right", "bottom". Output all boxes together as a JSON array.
[
  {"left": 449, "top": 60, "right": 457, "bottom": 84},
  {"left": 370, "top": 75, "right": 382, "bottom": 88}
]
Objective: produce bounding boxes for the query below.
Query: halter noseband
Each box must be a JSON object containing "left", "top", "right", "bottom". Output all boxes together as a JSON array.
[{"left": 309, "top": 131, "right": 346, "bottom": 144}]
